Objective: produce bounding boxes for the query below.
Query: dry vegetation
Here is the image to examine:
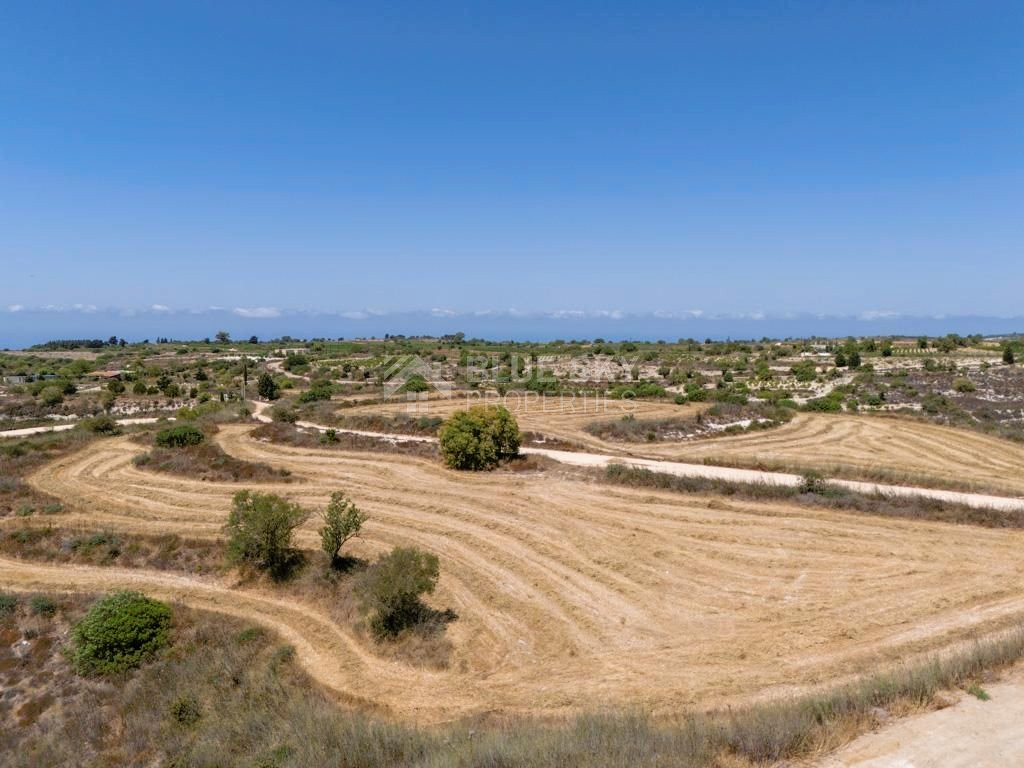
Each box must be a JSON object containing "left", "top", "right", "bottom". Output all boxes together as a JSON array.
[
  {"left": 7, "top": 424, "right": 1024, "bottom": 725},
  {"left": 4, "top": 591, "right": 1024, "bottom": 768}
]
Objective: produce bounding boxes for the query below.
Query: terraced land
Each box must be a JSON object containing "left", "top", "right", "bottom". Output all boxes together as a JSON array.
[{"left": 5, "top": 424, "right": 1024, "bottom": 723}]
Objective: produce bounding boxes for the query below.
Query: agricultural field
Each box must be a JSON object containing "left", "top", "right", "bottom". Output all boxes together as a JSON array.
[{"left": 3, "top": 331, "right": 1024, "bottom": 766}]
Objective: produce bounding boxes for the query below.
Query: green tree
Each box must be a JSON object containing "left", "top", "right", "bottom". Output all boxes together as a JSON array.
[
  {"left": 1004, "top": 347, "right": 1016, "bottom": 365},
  {"left": 215, "top": 330, "right": 231, "bottom": 343},
  {"left": 438, "top": 405, "right": 520, "bottom": 470},
  {"left": 847, "top": 350, "right": 861, "bottom": 368},
  {"left": 70, "top": 591, "right": 172, "bottom": 675},
  {"left": 224, "top": 491, "right": 308, "bottom": 578},
  {"left": 834, "top": 351, "right": 847, "bottom": 367},
  {"left": 357, "top": 547, "right": 439, "bottom": 638},
  {"left": 257, "top": 372, "right": 279, "bottom": 400},
  {"left": 319, "top": 492, "right": 366, "bottom": 566}
]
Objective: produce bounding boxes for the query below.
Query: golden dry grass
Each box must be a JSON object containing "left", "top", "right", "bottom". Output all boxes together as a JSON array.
[
  {"left": 351, "top": 397, "right": 1024, "bottom": 495},
  {"left": 5, "top": 425, "right": 1024, "bottom": 724}
]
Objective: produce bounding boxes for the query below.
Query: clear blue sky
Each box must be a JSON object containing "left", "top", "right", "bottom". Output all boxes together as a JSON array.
[{"left": 1, "top": 1, "right": 1022, "bottom": 325}]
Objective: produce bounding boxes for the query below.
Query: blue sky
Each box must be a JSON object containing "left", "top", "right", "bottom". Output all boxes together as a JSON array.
[{"left": 1, "top": 1, "right": 1022, "bottom": 338}]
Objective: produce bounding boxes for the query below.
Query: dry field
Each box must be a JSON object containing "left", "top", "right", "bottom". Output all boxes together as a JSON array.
[
  {"left": 350, "top": 397, "right": 1024, "bottom": 496},
  {"left": 344, "top": 393, "right": 700, "bottom": 450},
  {"left": 5, "top": 425, "right": 1024, "bottom": 724}
]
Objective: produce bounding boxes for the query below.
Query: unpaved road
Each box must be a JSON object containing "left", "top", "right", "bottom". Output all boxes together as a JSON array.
[
  {"left": 0, "top": 416, "right": 167, "bottom": 439},
  {"left": 251, "top": 401, "right": 1024, "bottom": 513},
  {"left": 8, "top": 423, "right": 1024, "bottom": 723},
  {"left": 347, "top": 397, "right": 1024, "bottom": 497},
  {"left": 819, "top": 668, "right": 1024, "bottom": 767}
]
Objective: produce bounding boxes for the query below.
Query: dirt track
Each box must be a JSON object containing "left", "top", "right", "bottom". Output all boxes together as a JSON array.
[
  {"left": 819, "top": 665, "right": 1024, "bottom": 766},
  {"left": 350, "top": 398, "right": 1024, "bottom": 496},
  {"left": 6, "top": 425, "right": 1024, "bottom": 723}
]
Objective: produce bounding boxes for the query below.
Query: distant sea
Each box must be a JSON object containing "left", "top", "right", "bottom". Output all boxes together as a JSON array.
[{"left": 1, "top": 309, "right": 1021, "bottom": 348}]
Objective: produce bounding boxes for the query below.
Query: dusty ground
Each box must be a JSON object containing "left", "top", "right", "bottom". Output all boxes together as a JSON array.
[
  {"left": 349, "top": 397, "right": 1024, "bottom": 495},
  {"left": 818, "top": 665, "right": 1024, "bottom": 767},
  {"left": 5, "top": 425, "right": 1024, "bottom": 724}
]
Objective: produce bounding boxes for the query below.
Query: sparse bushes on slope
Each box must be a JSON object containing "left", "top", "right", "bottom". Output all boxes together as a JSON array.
[
  {"left": 155, "top": 424, "right": 204, "bottom": 448},
  {"left": 70, "top": 591, "right": 172, "bottom": 675},
  {"left": 224, "top": 491, "right": 309, "bottom": 578},
  {"left": 439, "top": 405, "right": 520, "bottom": 470},
  {"left": 357, "top": 547, "right": 439, "bottom": 638}
]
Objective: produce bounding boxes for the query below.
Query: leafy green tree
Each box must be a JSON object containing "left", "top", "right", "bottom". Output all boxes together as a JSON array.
[
  {"left": 215, "top": 330, "right": 231, "bottom": 343},
  {"left": 357, "top": 547, "right": 439, "bottom": 638},
  {"left": 1004, "top": 347, "right": 1016, "bottom": 365},
  {"left": 319, "top": 492, "right": 366, "bottom": 565},
  {"left": 438, "top": 405, "right": 520, "bottom": 470},
  {"left": 847, "top": 350, "right": 861, "bottom": 368},
  {"left": 70, "top": 591, "right": 172, "bottom": 675},
  {"left": 834, "top": 351, "right": 847, "bottom": 367},
  {"left": 257, "top": 372, "right": 279, "bottom": 400},
  {"left": 224, "top": 491, "right": 309, "bottom": 577}
]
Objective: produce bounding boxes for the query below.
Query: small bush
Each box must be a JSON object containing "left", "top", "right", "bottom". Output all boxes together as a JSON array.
[
  {"left": 439, "top": 405, "right": 520, "bottom": 470},
  {"left": 30, "top": 595, "right": 57, "bottom": 616},
  {"left": 357, "top": 547, "right": 440, "bottom": 639},
  {"left": 81, "top": 415, "right": 120, "bottom": 434},
  {"left": 69, "top": 591, "right": 172, "bottom": 675},
  {"left": 155, "top": 424, "right": 204, "bottom": 448},
  {"left": 0, "top": 593, "right": 17, "bottom": 618},
  {"left": 953, "top": 378, "right": 976, "bottom": 393},
  {"left": 170, "top": 694, "right": 203, "bottom": 726}
]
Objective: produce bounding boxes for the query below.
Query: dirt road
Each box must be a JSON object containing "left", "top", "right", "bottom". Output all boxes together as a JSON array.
[
  {"left": 7, "top": 424, "right": 1024, "bottom": 722},
  {"left": 250, "top": 401, "right": 1024, "bottom": 513},
  {"left": 0, "top": 416, "right": 167, "bottom": 439},
  {"left": 819, "top": 668, "right": 1024, "bottom": 767}
]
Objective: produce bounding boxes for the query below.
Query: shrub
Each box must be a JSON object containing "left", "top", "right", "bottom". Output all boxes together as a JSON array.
[
  {"left": 257, "top": 373, "right": 280, "bottom": 401},
  {"left": 30, "top": 595, "right": 57, "bottom": 616},
  {"left": 155, "top": 424, "right": 204, "bottom": 448},
  {"left": 319, "top": 491, "right": 365, "bottom": 565},
  {"left": 170, "top": 694, "right": 203, "bottom": 726},
  {"left": 439, "top": 405, "right": 520, "bottom": 470},
  {"left": 0, "top": 593, "right": 16, "bottom": 618},
  {"left": 1004, "top": 347, "right": 1016, "bottom": 365},
  {"left": 81, "top": 414, "right": 120, "bottom": 434},
  {"left": 953, "top": 378, "right": 976, "bottom": 393},
  {"left": 69, "top": 591, "right": 172, "bottom": 675},
  {"left": 357, "top": 547, "right": 439, "bottom": 639},
  {"left": 132, "top": 380, "right": 148, "bottom": 395},
  {"left": 298, "top": 380, "right": 333, "bottom": 403},
  {"left": 38, "top": 385, "right": 64, "bottom": 406},
  {"left": 224, "top": 491, "right": 308, "bottom": 577},
  {"left": 271, "top": 405, "right": 298, "bottom": 423}
]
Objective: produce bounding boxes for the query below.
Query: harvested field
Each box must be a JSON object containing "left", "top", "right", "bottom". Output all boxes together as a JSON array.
[
  {"left": 5, "top": 424, "right": 1024, "bottom": 724},
  {"left": 647, "top": 413, "right": 1024, "bottom": 496},
  {"left": 344, "top": 397, "right": 1024, "bottom": 495},
  {"left": 341, "top": 393, "right": 701, "bottom": 451}
]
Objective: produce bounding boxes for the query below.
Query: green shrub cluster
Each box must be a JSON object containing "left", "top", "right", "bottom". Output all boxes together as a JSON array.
[
  {"left": 357, "top": 547, "right": 439, "bottom": 639},
  {"left": 224, "top": 491, "right": 308, "bottom": 578},
  {"left": 155, "top": 424, "right": 204, "bottom": 448},
  {"left": 70, "top": 591, "right": 172, "bottom": 675},
  {"left": 439, "top": 405, "right": 520, "bottom": 470}
]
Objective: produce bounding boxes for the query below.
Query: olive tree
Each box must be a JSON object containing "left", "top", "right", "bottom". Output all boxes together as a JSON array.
[
  {"left": 319, "top": 491, "right": 366, "bottom": 566},
  {"left": 357, "top": 547, "right": 439, "bottom": 639},
  {"left": 224, "top": 491, "right": 309, "bottom": 578}
]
